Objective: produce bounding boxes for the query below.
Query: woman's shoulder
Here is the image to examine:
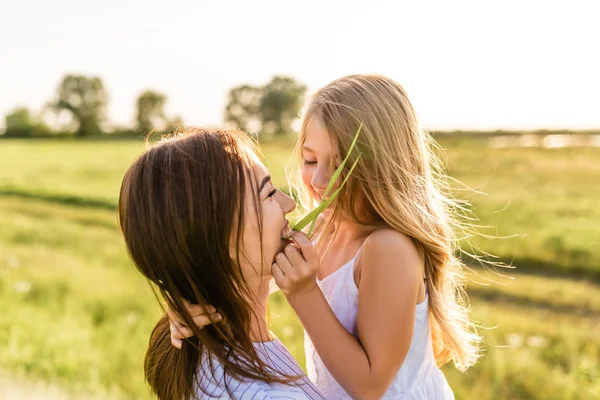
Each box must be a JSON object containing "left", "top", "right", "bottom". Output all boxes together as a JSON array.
[
  {"left": 196, "top": 338, "right": 322, "bottom": 399},
  {"left": 196, "top": 376, "right": 311, "bottom": 399},
  {"left": 196, "top": 359, "right": 310, "bottom": 399},
  {"left": 251, "top": 384, "right": 315, "bottom": 399}
]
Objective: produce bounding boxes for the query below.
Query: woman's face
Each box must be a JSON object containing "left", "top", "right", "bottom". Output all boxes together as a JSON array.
[{"left": 237, "top": 154, "right": 296, "bottom": 283}]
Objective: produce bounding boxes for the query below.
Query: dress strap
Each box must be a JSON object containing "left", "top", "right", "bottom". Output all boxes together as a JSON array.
[{"left": 354, "top": 240, "right": 368, "bottom": 260}]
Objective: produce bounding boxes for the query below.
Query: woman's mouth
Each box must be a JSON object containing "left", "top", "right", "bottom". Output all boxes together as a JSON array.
[
  {"left": 281, "top": 220, "right": 292, "bottom": 239},
  {"left": 279, "top": 221, "right": 293, "bottom": 252}
]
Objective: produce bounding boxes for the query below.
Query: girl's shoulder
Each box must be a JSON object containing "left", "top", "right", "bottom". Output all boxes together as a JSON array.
[
  {"left": 358, "top": 228, "right": 422, "bottom": 277},
  {"left": 355, "top": 228, "right": 424, "bottom": 301},
  {"left": 363, "top": 228, "right": 419, "bottom": 256}
]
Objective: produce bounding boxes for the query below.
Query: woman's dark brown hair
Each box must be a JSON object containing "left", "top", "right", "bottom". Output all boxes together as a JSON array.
[{"left": 118, "top": 128, "right": 291, "bottom": 399}]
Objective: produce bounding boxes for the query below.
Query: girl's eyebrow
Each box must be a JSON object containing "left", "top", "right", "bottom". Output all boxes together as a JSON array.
[{"left": 302, "top": 145, "right": 315, "bottom": 153}]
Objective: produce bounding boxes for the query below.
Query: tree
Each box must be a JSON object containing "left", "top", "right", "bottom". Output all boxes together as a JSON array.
[
  {"left": 165, "top": 115, "right": 185, "bottom": 132},
  {"left": 49, "top": 75, "right": 108, "bottom": 136},
  {"left": 224, "top": 85, "right": 262, "bottom": 132},
  {"left": 5, "top": 107, "right": 32, "bottom": 131},
  {"left": 4, "top": 107, "right": 50, "bottom": 137},
  {"left": 259, "top": 76, "right": 306, "bottom": 134},
  {"left": 136, "top": 90, "right": 167, "bottom": 133}
]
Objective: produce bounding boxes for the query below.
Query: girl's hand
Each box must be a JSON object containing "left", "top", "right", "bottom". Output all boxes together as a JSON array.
[
  {"left": 167, "top": 301, "right": 222, "bottom": 349},
  {"left": 272, "top": 232, "right": 320, "bottom": 297}
]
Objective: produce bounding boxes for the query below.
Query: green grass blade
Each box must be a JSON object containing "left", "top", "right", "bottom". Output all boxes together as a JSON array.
[
  {"left": 292, "top": 201, "right": 329, "bottom": 232},
  {"left": 293, "top": 153, "right": 362, "bottom": 236},
  {"left": 335, "top": 152, "right": 362, "bottom": 191},
  {"left": 306, "top": 153, "right": 362, "bottom": 237},
  {"left": 305, "top": 124, "right": 363, "bottom": 236},
  {"left": 306, "top": 210, "right": 319, "bottom": 237},
  {"left": 321, "top": 123, "right": 363, "bottom": 199}
]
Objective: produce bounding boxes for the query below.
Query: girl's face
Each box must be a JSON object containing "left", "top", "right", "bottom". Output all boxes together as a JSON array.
[
  {"left": 237, "top": 155, "right": 296, "bottom": 282},
  {"left": 301, "top": 118, "right": 339, "bottom": 205}
]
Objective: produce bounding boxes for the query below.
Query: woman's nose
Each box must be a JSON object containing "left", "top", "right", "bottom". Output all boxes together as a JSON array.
[{"left": 280, "top": 191, "right": 296, "bottom": 214}]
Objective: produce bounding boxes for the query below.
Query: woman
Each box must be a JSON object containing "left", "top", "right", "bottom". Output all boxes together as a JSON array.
[{"left": 118, "top": 128, "right": 323, "bottom": 399}]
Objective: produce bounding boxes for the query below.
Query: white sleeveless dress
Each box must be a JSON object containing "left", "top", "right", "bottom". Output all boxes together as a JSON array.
[{"left": 304, "top": 245, "right": 455, "bottom": 399}]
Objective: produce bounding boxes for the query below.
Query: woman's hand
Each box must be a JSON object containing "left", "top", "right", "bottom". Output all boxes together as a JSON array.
[
  {"left": 272, "top": 232, "right": 320, "bottom": 298},
  {"left": 167, "top": 301, "right": 222, "bottom": 349}
]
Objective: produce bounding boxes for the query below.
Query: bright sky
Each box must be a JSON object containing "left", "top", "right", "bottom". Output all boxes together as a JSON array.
[{"left": 1, "top": 0, "right": 599, "bottom": 130}]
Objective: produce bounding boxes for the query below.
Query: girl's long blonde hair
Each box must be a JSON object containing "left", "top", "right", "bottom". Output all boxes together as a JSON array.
[{"left": 295, "top": 74, "right": 482, "bottom": 371}]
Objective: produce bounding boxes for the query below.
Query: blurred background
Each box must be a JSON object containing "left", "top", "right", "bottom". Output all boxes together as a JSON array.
[{"left": 0, "top": 1, "right": 598, "bottom": 399}]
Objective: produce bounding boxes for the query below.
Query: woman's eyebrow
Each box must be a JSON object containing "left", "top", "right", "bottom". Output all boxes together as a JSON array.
[{"left": 258, "top": 175, "right": 272, "bottom": 193}]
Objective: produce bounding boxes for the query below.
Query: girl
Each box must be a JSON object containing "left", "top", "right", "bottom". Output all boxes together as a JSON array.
[
  {"left": 173, "top": 75, "right": 482, "bottom": 399},
  {"left": 118, "top": 128, "right": 324, "bottom": 399}
]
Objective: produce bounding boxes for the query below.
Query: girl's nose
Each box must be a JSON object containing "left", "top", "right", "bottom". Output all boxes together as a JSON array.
[{"left": 311, "top": 168, "right": 330, "bottom": 194}]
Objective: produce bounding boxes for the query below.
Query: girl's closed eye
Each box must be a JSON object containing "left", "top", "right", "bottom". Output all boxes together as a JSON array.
[
  {"left": 303, "top": 158, "right": 317, "bottom": 166},
  {"left": 267, "top": 188, "right": 277, "bottom": 198}
]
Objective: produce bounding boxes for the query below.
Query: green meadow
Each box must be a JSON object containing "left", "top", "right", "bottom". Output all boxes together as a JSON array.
[{"left": 0, "top": 135, "right": 598, "bottom": 399}]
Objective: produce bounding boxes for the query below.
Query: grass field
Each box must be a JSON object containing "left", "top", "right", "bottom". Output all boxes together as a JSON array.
[{"left": 0, "top": 135, "right": 598, "bottom": 399}]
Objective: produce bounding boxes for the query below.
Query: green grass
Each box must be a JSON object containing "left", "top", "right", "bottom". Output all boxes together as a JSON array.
[
  {"left": 0, "top": 135, "right": 598, "bottom": 399},
  {"left": 440, "top": 138, "right": 600, "bottom": 277}
]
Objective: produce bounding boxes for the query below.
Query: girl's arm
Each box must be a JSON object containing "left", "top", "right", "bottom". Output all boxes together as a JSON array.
[{"left": 273, "top": 230, "right": 422, "bottom": 400}]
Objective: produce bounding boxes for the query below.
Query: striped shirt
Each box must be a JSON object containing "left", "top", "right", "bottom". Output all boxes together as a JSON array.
[{"left": 195, "top": 337, "right": 324, "bottom": 399}]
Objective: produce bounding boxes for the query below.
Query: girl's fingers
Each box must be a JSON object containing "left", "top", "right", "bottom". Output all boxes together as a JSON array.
[
  {"left": 289, "top": 232, "right": 318, "bottom": 264},
  {"left": 169, "top": 302, "right": 217, "bottom": 319},
  {"left": 271, "top": 263, "right": 286, "bottom": 287},
  {"left": 169, "top": 319, "right": 190, "bottom": 350},
  {"left": 166, "top": 306, "right": 181, "bottom": 323},
  {"left": 172, "top": 313, "right": 222, "bottom": 333},
  {"left": 167, "top": 301, "right": 222, "bottom": 350},
  {"left": 191, "top": 313, "right": 222, "bottom": 328},
  {"left": 187, "top": 303, "right": 217, "bottom": 317},
  {"left": 275, "top": 252, "right": 294, "bottom": 274},
  {"left": 169, "top": 312, "right": 223, "bottom": 349},
  {"left": 284, "top": 244, "right": 305, "bottom": 267},
  {"left": 171, "top": 322, "right": 193, "bottom": 339},
  {"left": 171, "top": 336, "right": 183, "bottom": 349}
]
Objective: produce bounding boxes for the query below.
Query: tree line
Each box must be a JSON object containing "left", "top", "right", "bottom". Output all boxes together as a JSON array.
[{"left": 2, "top": 75, "right": 306, "bottom": 138}]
